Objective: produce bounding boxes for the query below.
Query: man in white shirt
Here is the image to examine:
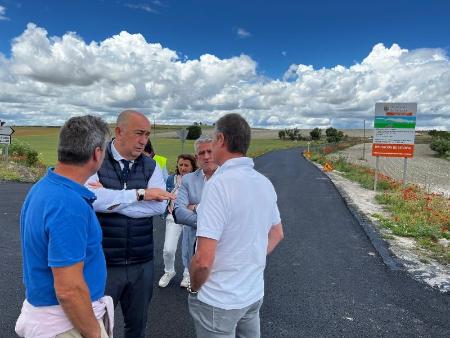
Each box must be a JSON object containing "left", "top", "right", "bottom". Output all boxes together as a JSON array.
[
  {"left": 86, "top": 110, "right": 174, "bottom": 338},
  {"left": 188, "top": 113, "right": 284, "bottom": 338}
]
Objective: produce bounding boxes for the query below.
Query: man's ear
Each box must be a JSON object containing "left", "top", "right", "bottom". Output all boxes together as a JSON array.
[
  {"left": 115, "top": 126, "right": 121, "bottom": 138},
  {"left": 216, "top": 132, "right": 225, "bottom": 148},
  {"left": 93, "top": 146, "right": 103, "bottom": 163}
]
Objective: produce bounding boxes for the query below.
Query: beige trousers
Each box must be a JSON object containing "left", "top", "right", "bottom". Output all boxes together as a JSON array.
[{"left": 55, "top": 320, "right": 108, "bottom": 338}]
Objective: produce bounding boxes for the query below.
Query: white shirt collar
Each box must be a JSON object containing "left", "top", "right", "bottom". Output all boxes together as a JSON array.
[
  {"left": 201, "top": 167, "right": 220, "bottom": 181},
  {"left": 111, "top": 140, "right": 135, "bottom": 164},
  {"left": 218, "top": 157, "right": 253, "bottom": 172}
]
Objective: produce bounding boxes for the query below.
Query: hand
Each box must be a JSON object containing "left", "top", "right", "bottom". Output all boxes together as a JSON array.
[
  {"left": 168, "top": 204, "right": 174, "bottom": 214},
  {"left": 85, "top": 326, "right": 102, "bottom": 338},
  {"left": 88, "top": 181, "right": 103, "bottom": 189},
  {"left": 144, "top": 188, "right": 176, "bottom": 202},
  {"left": 188, "top": 204, "right": 197, "bottom": 212}
]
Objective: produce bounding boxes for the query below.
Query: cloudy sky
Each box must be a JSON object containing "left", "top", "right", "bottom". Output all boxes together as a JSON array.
[{"left": 0, "top": 0, "right": 449, "bottom": 129}]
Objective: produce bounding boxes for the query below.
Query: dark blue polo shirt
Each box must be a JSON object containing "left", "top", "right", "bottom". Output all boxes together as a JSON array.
[{"left": 20, "top": 168, "right": 106, "bottom": 306}]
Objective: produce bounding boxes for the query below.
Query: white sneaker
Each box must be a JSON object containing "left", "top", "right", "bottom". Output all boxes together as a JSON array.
[
  {"left": 180, "top": 275, "right": 190, "bottom": 288},
  {"left": 158, "top": 271, "right": 176, "bottom": 287}
]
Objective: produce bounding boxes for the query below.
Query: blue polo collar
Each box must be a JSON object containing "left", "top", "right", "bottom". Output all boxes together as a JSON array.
[{"left": 46, "top": 168, "right": 97, "bottom": 204}]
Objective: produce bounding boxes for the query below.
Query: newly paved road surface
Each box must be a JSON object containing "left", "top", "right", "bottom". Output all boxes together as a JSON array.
[{"left": 1, "top": 148, "right": 449, "bottom": 337}]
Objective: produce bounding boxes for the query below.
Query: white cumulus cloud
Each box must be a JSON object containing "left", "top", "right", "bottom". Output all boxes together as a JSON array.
[
  {"left": 0, "top": 24, "right": 449, "bottom": 130},
  {"left": 0, "top": 5, "right": 9, "bottom": 20},
  {"left": 125, "top": 3, "right": 157, "bottom": 13},
  {"left": 236, "top": 28, "right": 251, "bottom": 39}
]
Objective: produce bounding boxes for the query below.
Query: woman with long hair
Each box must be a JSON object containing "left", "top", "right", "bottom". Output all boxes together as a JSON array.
[{"left": 158, "top": 154, "right": 197, "bottom": 288}]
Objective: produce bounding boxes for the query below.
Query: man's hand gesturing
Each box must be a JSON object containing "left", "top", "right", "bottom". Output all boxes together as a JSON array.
[{"left": 144, "top": 188, "right": 176, "bottom": 202}]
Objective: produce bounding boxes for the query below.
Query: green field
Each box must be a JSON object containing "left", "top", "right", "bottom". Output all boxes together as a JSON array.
[
  {"left": 374, "top": 121, "right": 416, "bottom": 129},
  {"left": 374, "top": 117, "right": 416, "bottom": 129},
  {"left": 13, "top": 126, "right": 302, "bottom": 172}
]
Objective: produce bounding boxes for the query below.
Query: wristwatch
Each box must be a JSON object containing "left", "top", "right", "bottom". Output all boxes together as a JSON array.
[
  {"left": 137, "top": 189, "right": 145, "bottom": 201},
  {"left": 187, "top": 284, "right": 198, "bottom": 295}
]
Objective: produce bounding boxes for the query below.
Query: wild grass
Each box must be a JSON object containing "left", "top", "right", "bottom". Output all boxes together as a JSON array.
[
  {"left": 0, "top": 162, "right": 22, "bottom": 181},
  {"left": 375, "top": 188, "right": 450, "bottom": 263},
  {"left": 310, "top": 148, "right": 450, "bottom": 263}
]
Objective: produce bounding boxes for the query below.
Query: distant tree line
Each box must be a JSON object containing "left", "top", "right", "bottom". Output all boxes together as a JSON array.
[
  {"left": 278, "top": 128, "right": 308, "bottom": 141},
  {"left": 278, "top": 127, "right": 346, "bottom": 143},
  {"left": 428, "top": 130, "right": 450, "bottom": 139}
]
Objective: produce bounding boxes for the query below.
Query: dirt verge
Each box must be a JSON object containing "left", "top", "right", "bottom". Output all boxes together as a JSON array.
[{"left": 311, "top": 159, "right": 450, "bottom": 292}]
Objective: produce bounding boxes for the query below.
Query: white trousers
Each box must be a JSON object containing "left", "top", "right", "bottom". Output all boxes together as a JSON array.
[{"left": 162, "top": 214, "right": 183, "bottom": 274}]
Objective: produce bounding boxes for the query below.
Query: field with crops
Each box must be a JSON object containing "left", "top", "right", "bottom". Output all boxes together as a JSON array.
[{"left": 11, "top": 126, "right": 302, "bottom": 172}]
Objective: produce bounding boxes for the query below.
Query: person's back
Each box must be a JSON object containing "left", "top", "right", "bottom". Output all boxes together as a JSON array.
[
  {"left": 16, "top": 115, "right": 112, "bottom": 338},
  {"left": 20, "top": 176, "right": 105, "bottom": 306},
  {"left": 189, "top": 113, "right": 284, "bottom": 338},
  {"left": 199, "top": 158, "right": 278, "bottom": 308}
]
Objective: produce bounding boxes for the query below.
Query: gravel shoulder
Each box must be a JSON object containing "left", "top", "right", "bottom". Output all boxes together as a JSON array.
[
  {"left": 311, "top": 160, "right": 450, "bottom": 293},
  {"left": 336, "top": 143, "right": 450, "bottom": 196}
]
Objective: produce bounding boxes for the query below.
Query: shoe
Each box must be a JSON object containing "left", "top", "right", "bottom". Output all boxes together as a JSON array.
[
  {"left": 180, "top": 275, "right": 190, "bottom": 288},
  {"left": 158, "top": 271, "right": 176, "bottom": 287}
]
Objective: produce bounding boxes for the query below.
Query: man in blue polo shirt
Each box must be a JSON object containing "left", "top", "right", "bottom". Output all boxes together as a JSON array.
[{"left": 16, "top": 115, "right": 112, "bottom": 338}]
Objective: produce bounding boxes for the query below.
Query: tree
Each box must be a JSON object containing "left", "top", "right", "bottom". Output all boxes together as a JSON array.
[
  {"left": 310, "top": 128, "right": 321, "bottom": 141},
  {"left": 429, "top": 130, "right": 450, "bottom": 139},
  {"left": 288, "top": 128, "right": 296, "bottom": 140},
  {"left": 280, "top": 128, "right": 305, "bottom": 141},
  {"left": 325, "top": 127, "right": 344, "bottom": 143},
  {"left": 187, "top": 124, "right": 202, "bottom": 140},
  {"left": 430, "top": 137, "right": 450, "bottom": 156},
  {"left": 325, "top": 127, "right": 337, "bottom": 143}
]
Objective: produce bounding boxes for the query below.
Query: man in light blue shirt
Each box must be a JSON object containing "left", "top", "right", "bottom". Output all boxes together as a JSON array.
[{"left": 171, "top": 136, "right": 218, "bottom": 288}]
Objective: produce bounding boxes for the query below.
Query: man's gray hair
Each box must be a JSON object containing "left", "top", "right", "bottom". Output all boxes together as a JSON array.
[
  {"left": 58, "top": 115, "right": 111, "bottom": 165},
  {"left": 215, "top": 113, "right": 251, "bottom": 155},
  {"left": 194, "top": 135, "right": 213, "bottom": 154}
]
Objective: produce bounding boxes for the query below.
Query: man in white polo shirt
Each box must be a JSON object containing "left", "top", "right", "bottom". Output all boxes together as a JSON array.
[{"left": 188, "top": 113, "right": 284, "bottom": 338}]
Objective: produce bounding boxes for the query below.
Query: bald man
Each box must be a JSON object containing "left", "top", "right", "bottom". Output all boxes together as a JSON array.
[{"left": 86, "top": 110, "right": 174, "bottom": 338}]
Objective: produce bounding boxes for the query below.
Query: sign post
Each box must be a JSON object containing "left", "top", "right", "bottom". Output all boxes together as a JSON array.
[
  {"left": 176, "top": 128, "right": 189, "bottom": 153},
  {"left": 374, "top": 156, "right": 380, "bottom": 190},
  {"left": 402, "top": 157, "right": 408, "bottom": 187},
  {"left": 372, "top": 102, "right": 417, "bottom": 189},
  {"left": 362, "top": 119, "right": 366, "bottom": 161},
  {"left": 0, "top": 122, "right": 15, "bottom": 162}
]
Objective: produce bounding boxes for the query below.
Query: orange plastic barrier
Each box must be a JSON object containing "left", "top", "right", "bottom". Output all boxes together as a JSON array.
[{"left": 323, "top": 162, "right": 333, "bottom": 172}]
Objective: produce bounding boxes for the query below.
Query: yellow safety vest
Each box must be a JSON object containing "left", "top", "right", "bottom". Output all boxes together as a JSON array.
[{"left": 153, "top": 154, "right": 167, "bottom": 170}]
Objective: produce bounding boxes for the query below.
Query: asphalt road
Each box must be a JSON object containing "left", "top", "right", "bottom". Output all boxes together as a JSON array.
[{"left": 1, "top": 148, "right": 449, "bottom": 337}]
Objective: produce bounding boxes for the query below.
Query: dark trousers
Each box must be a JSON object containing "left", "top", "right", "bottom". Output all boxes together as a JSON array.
[{"left": 106, "top": 260, "right": 154, "bottom": 338}]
